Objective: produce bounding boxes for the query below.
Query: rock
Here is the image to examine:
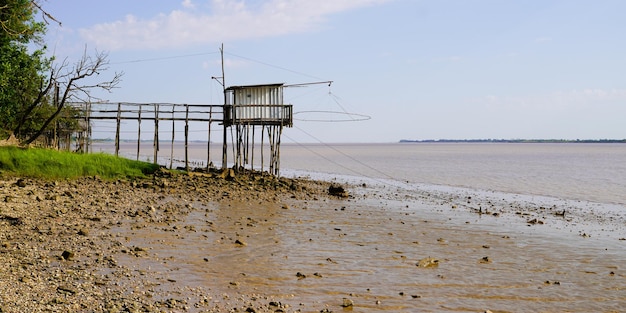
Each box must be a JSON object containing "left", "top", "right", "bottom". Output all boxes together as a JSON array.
[
  {"left": 328, "top": 185, "right": 348, "bottom": 197},
  {"left": 417, "top": 257, "right": 439, "bottom": 268},
  {"left": 156, "top": 178, "right": 169, "bottom": 188},
  {"left": 45, "top": 194, "right": 60, "bottom": 201},
  {"left": 341, "top": 298, "right": 354, "bottom": 307},
  {"left": 57, "top": 285, "right": 77, "bottom": 295},
  {"left": 78, "top": 228, "right": 89, "bottom": 236},
  {"left": 1, "top": 215, "right": 22, "bottom": 226},
  {"left": 16, "top": 178, "right": 27, "bottom": 187},
  {"left": 235, "top": 239, "right": 247, "bottom": 246},
  {"left": 219, "top": 168, "right": 236, "bottom": 180},
  {"left": 61, "top": 250, "right": 74, "bottom": 260},
  {"left": 479, "top": 256, "right": 492, "bottom": 264}
]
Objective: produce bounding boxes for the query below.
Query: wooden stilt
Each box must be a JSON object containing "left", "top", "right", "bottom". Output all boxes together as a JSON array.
[
  {"left": 276, "top": 126, "right": 282, "bottom": 176},
  {"left": 230, "top": 127, "right": 235, "bottom": 169},
  {"left": 153, "top": 104, "right": 159, "bottom": 164},
  {"left": 170, "top": 105, "right": 175, "bottom": 169},
  {"left": 251, "top": 126, "right": 255, "bottom": 171},
  {"left": 207, "top": 106, "right": 212, "bottom": 171},
  {"left": 115, "top": 102, "right": 121, "bottom": 157},
  {"left": 261, "top": 125, "right": 265, "bottom": 172},
  {"left": 185, "top": 104, "right": 189, "bottom": 172},
  {"left": 137, "top": 105, "right": 142, "bottom": 161}
]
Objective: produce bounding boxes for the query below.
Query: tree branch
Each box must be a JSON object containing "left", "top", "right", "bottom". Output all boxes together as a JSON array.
[
  {"left": 23, "top": 48, "right": 124, "bottom": 145},
  {"left": 13, "top": 67, "right": 55, "bottom": 136}
]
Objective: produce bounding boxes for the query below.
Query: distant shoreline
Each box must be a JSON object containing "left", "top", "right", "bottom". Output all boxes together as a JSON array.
[
  {"left": 399, "top": 139, "right": 626, "bottom": 143},
  {"left": 90, "top": 138, "right": 626, "bottom": 144}
]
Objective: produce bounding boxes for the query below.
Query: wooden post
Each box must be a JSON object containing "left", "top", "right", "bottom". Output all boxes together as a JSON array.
[
  {"left": 230, "top": 127, "right": 236, "bottom": 169},
  {"left": 220, "top": 44, "right": 228, "bottom": 170},
  {"left": 153, "top": 104, "right": 159, "bottom": 164},
  {"left": 115, "top": 102, "right": 121, "bottom": 157},
  {"left": 276, "top": 125, "right": 282, "bottom": 176},
  {"left": 86, "top": 102, "right": 92, "bottom": 154},
  {"left": 185, "top": 104, "right": 189, "bottom": 172},
  {"left": 261, "top": 125, "right": 265, "bottom": 172},
  {"left": 85, "top": 102, "right": 91, "bottom": 153},
  {"left": 207, "top": 106, "right": 212, "bottom": 171},
  {"left": 169, "top": 105, "right": 175, "bottom": 170},
  {"left": 267, "top": 126, "right": 274, "bottom": 174},
  {"left": 137, "top": 105, "right": 142, "bottom": 161},
  {"left": 251, "top": 126, "right": 255, "bottom": 171}
]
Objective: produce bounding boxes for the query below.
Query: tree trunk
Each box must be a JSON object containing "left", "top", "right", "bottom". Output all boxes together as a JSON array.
[{"left": 23, "top": 83, "right": 64, "bottom": 145}]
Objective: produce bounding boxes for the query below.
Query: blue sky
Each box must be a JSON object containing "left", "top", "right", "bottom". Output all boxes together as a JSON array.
[{"left": 39, "top": 0, "right": 626, "bottom": 143}]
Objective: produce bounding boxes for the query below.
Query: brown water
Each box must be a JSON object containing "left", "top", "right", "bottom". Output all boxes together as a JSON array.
[
  {"left": 97, "top": 142, "right": 626, "bottom": 206},
  {"left": 115, "top": 186, "right": 626, "bottom": 312},
  {"left": 97, "top": 141, "right": 626, "bottom": 311},
  {"left": 279, "top": 142, "right": 626, "bottom": 206}
]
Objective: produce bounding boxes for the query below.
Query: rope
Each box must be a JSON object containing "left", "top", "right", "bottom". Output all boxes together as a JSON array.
[
  {"left": 293, "top": 111, "right": 371, "bottom": 122},
  {"left": 290, "top": 126, "right": 401, "bottom": 184}
]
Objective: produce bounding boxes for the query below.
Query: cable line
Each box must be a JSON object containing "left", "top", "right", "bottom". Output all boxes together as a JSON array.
[
  {"left": 111, "top": 51, "right": 220, "bottom": 65},
  {"left": 291, "top": 126, "right": 399, "bottom": 183},
  {"left": 224, "top": 51, "right": 328, "bottom": 81}
]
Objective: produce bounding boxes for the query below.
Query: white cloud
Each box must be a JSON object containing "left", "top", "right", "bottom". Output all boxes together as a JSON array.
[
  {"left": 182, "top": 0, "right": 195, "bottom": 9},
  {"left": 79, "top": 0, "right": 390, "bottom": 51}
]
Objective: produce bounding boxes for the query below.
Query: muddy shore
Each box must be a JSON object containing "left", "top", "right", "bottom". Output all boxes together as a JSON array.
[
  {"left": 0, "top": 169, "right": 331, "bottom": 312},
  {"left": 1, "top": 169, "right": 625, "bottom": 312}
]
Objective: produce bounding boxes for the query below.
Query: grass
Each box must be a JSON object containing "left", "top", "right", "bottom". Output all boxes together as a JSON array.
[{"left": 0, "top": 146, "right": 161, "bottom": 180}]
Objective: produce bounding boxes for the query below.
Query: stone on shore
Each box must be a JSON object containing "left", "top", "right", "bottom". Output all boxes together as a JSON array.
[{"left": 417, "top": 257, "right": 440, "bottom": 268}]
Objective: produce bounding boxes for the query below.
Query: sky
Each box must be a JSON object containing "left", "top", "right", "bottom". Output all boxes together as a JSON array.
[{"left": 38, "top": 0, "right": 626, "bottom": 143}]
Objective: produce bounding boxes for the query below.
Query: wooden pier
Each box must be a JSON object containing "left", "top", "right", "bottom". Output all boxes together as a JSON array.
[{"left": 74, "top": 84, "right": 294, "bottom": 176}]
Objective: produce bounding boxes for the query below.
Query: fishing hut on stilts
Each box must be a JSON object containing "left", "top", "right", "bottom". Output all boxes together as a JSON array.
[
  {"left": 223, "top": 83, "right": 292, "bottom": 176},
  {"left": 75, "top": 83, "right": 294, "bottom": 176},
  {"left": 71, "top": 47, "right": 333, "bottom": 177}
]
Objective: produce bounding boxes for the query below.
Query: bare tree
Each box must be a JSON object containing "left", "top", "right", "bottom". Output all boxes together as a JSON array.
[
  {"left": 12, "top": 68, "right": 55, "bottom": 138},
  {"left": 23, "top": 48, "right": 123, "bottom": 145}
]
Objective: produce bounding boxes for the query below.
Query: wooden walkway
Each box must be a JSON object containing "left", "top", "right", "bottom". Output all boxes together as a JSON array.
[{"left": 76, "top": 101, "right": 292, "bottom": 176}]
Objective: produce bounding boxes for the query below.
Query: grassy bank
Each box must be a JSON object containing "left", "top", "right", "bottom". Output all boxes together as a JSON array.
[{"left": 0, "top": 146, "right": 160, "bottom": 179}]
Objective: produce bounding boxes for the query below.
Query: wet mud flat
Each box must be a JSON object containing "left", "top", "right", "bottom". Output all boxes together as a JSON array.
[{"left": 1, "top": 170, "right": 625, "bottom": 312}]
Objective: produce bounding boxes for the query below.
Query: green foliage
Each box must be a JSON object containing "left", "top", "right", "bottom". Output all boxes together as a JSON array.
[
  {"left": 0, "top": 146, "right": 161, "bottom": 179},
  {"left": 0, "top": 0, "right": 52, "bottom": 139},
  {"left": 0, "top": 0, "right": 46, "bottom": 44}
]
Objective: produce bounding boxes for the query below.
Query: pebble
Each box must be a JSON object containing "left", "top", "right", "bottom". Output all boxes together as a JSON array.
[
  {"left": 341, "top": 298, "right": 354, "bottom": 307},
  {"left": 417, "top": 257, "right": 440, "bottom": 268}
]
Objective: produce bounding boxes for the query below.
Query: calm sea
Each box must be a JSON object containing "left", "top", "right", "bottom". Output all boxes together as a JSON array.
[{"left": 96, "top": 142, "right": 626, "bottom": 206}]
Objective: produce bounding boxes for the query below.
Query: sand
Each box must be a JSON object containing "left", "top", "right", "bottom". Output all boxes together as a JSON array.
[{"left": 1, "top": 170, "right": 625, "bottom": 312}]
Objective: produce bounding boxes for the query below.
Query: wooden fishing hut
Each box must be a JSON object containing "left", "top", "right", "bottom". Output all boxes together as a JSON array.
[
  {"left": 73, "top": 83, "right": 293, "bottom": 176},
  {"left": 223, "top": 83, "right": 292, "bottom": 176}
]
